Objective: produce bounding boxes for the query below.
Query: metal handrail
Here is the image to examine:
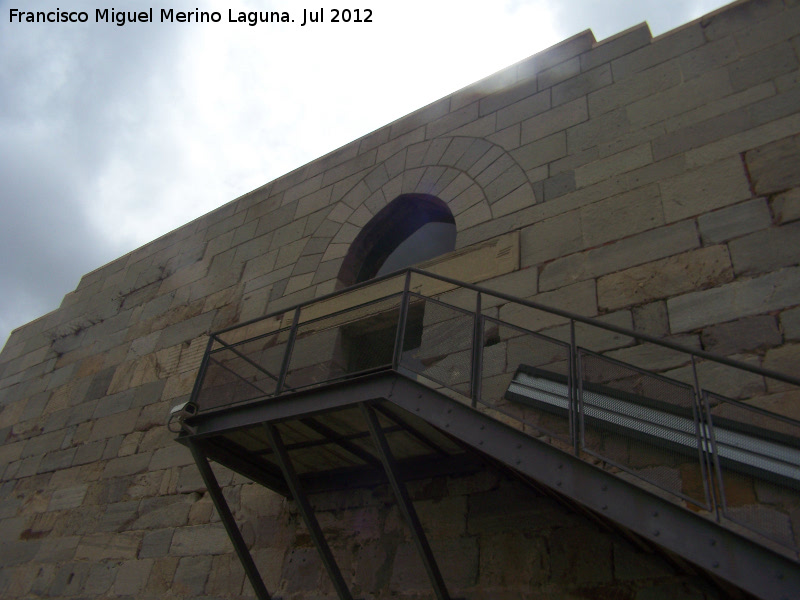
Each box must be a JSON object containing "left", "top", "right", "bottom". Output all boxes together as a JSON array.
[
  {"left": 210, "top": 267, "right": 800, "bottom": 388},
  {"left": 190, "top": 267, "right": 800, "bottom": 555}
]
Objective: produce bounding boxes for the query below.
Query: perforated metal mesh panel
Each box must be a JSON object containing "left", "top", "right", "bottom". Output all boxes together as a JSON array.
[
  {"left": 705, "top": 391, "right": 800, "bottom": 550},
  {"left": 579, "top": 350, "right": 709, "bottom": 508},
  {"left": 399, "top": 294, "right": 474, "bottom": 397}
]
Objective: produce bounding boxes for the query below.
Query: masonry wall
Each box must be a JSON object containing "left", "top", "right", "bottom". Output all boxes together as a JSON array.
[{"left": 1, "top": 0, "right": 799, "bottom": 597}]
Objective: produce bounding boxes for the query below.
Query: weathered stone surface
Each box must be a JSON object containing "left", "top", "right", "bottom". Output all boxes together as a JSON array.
[
  {"left": 606, "top": 336, "right": 700, "bottom": 373},
  {"left": 76, "top": 532, "right": 140, "bottom": 560},
  {"left": 580, "top": 183, "right": 663, "bottom": 247},
  {"left": 390, "top": 536, "right": 478, "bottom": 591},
  {"left": 660, "top": 156, "right": 752, "bottom": 223},
  {"left": 730, "top": 41, "right": 798, "bottom": 92},
  {"left": 763, "top": 343, "right": 800, "bottom": 377},
  {"left": 597, "top": 246, "right": 733, "bottom": 311},
  {"left": 544, "top": 310, "right": 635, "bottom": 353},
  {"left": 771, "top": 188, "right": 800, "bottom": 224},
  {"left": 667, "top": 267, "right": 800, "bottom": 333},
  {"left": 629, "top": 67, "right": 734, "bottom": 129},
  {"left": 729, "top": 221, "right": 800, "bottom": 275},
  {"left": 745, "top": 133, "right": 800, "bottom": 195},
  {"left": 553, "top": 63, "right": 613, "bottom": 107},
  {"left": 520, "top": 210, "right": 582, "bottom": 268},
  {"left": 521, "top": 97, "right": 588, "bottom": 145},
  {"left": 701, "top": 315, "right": 782, "bottom": 355},
  {"left": 550, "top": 525, "right": 614, "bottom": 585},
  {"left": 590, "top": 59, "right": 681, "bottom": 117},
  {"left": 575, "top": 143, "right": 653, "bottom": 188},
  {"left": 171, "top": 555, "right": 212, "bottom": 597},
  {"left": 500, "top": 279, "right": 597, "bottom": 332},
  {"left": 697, "top": 198, "right": 772, "bottom": 244},
  {"left": 113, "top": 558, "right": 153, "bottom": 596},
  {"left": 47, "top": 485, "right": 88, "bottom": 511},
  {"left": 48, "top": 562, "right": 90, "bottom": 597},
  {"left": 540, "top": 220, "right": 699, "bottom": 292},
  {"left": 782, "top": 306, "right": 800, "bottom": 341},
  {"left": 171, "top": 524, "right": 232, "bottom": 556},
  {"left": 632, "top": 301, "right": 669, "bottom": 337},
  {"left": 83, "top": 562, "right": 118, "bottom": 596},
  {"left": 140, "top": 528, "right": 175, "bottom": 558},
  {"left": 133, "top": 495, "right": 193, "bottom": 530}
]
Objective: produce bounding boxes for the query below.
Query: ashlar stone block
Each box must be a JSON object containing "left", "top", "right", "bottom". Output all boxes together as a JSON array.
[
  {"left": 171, "top": 555, "right": 212, "bottom": 597},
  {"left": 499, "top": 279, "right": 597, "bottom": 332},
  {"left": 521, "top": 97, "right": 588, "bottom": 145},
  {"left": 730, "top": 41, "right": 799, "bottom": 92},
  {"left": 597, "top": 245, "right": 733, "bottom": 311},
  {"left": 771, "top": 188, "right": 800, "bottom": 224},
  {"left": 580, "top": 183, "right": 663, "bottom": 247},
  {"left": 520, "top": 210, "right": 582, "bottom": 268},
  {"left": 589, "top": 59, "right": 681, "bottom": 117},
  {"left": 781, "top": 306, "right": 800, "bottom": 341},
  {"left": 697, "top": 198, "right": 771, "bottom": 244},
  {"left": 539, "top": 220, "right": 699, "bottom": 292},
  {"left": 646, "top": 60, "right": 737, "bottom": 122},
  {"left": 745, "top": 133, "right": 800, "bottom": 195},
  {"left": 660, "top": 156, "right": 752, "bottom": 223},
  {"left": 574, "top": 143, "right": 653, "bottom": 188},
  {"left": 667, "top": 266, "right": 800, "bottom": 333},
  {"left": 113, "top": 558, "right": 153, "bottom": 596},
  {"left": 171, "top": 523, "right": 232, "bottom": 556},
  {"left": 729, "top": 221, "right": 800, "bottom": 275},
  {"left": 701, "top": 315, "right": 782, "bottom": 355}
]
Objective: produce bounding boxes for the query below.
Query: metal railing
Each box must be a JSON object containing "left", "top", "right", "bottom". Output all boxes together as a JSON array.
[{"left": 190, "top": 268, "right": 800, "bottom": 557}]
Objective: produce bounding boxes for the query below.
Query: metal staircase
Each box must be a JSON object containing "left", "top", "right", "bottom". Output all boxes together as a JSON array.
[{"left": 173, "top": 268, "right": 800, "bottom": 600}]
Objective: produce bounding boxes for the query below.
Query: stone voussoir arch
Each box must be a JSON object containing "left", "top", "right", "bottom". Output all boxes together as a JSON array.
[{"left": 313, "top": 136, "right": 536, "bottom": 243}]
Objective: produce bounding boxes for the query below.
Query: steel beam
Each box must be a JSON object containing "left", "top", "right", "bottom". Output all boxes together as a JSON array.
[
  {"left": 385, "top": 376, "right": 800, "bottom": 600},
  {"left": 188, "top": 442, "right": 272, "bottom": 600},
  {"left": 360, "top": 402, "right": 451, "bottom": 600},
  {"left": 186, "top": 436, "right": 289, "bottom": 497},
  {"left": 300, "top": 416, "right": 382, "bottom": 467},
  {"left": 184, "top": 372, "right": 397, "bottom": 439},
  {"left": 372, "top": 403, "right": 449, "bottom": 457},
  {"left": 263, "top": 422, "right": 354, "bottom": 600}
]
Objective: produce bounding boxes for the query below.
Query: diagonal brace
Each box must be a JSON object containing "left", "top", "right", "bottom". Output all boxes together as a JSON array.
[
  {"left": 360, "top": 402, "right": 451, "bottom": 600},
  {"left": 263, "top": 422, "right": 354, "bottom": 600},
  {"left": 188, "top": 441, "right": 272, "bottom": 600}
]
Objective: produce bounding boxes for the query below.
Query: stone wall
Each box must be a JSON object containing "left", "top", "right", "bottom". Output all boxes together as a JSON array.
[{"left": 1, "top": 0, "right": 799, "bottom": 597}]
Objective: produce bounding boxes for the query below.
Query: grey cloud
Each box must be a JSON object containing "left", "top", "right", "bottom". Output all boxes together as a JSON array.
[{"left": 0, "top": 2, "right": 192, "bottom": 346}]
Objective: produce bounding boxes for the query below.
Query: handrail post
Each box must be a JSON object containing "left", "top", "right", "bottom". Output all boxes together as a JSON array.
[
  {"left": 691, "top": 355, "right": 719, "bottom": 515},
  {"left": 470, "top": 292, "right": 483, "bottom": 408},
  {"left": 570, "top": 320, "right": 579, "bottom": 455},
  {"left": 392, "top": 270, "right": 412, "bottom": 370},
  {"left": 275, "top": 306, "right": 302, "bottom": 395}
]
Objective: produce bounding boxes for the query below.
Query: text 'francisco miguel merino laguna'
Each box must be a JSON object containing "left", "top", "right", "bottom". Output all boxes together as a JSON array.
[{"left": 8, "top": 8, "right": 373, "bottom": 26}]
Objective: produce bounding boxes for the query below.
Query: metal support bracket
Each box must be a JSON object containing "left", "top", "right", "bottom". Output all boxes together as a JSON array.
[
  {"left": 360, "top": 402, "right": 451, "bottom": 600},
  {"left": 263, "top": 422, "right": 354, "bottom": 600},
  {"left": 188, "top": 441, "right": 272, "bottom": 600}
]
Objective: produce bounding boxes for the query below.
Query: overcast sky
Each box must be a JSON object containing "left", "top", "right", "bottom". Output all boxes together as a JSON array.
[{"left": 0, "top": 0, "right": 733, "bottom": 348}]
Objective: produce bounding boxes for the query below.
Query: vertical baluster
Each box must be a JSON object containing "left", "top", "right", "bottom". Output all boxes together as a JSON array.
[
  {"left": 276, "top": 306, "right": 302, "bottom": 395},
  {"left": 471, "top": 292, "right": 483, "bottom": 408},
  {"left": 392, "top": 270, "right": 412, "bottom": 370}
]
